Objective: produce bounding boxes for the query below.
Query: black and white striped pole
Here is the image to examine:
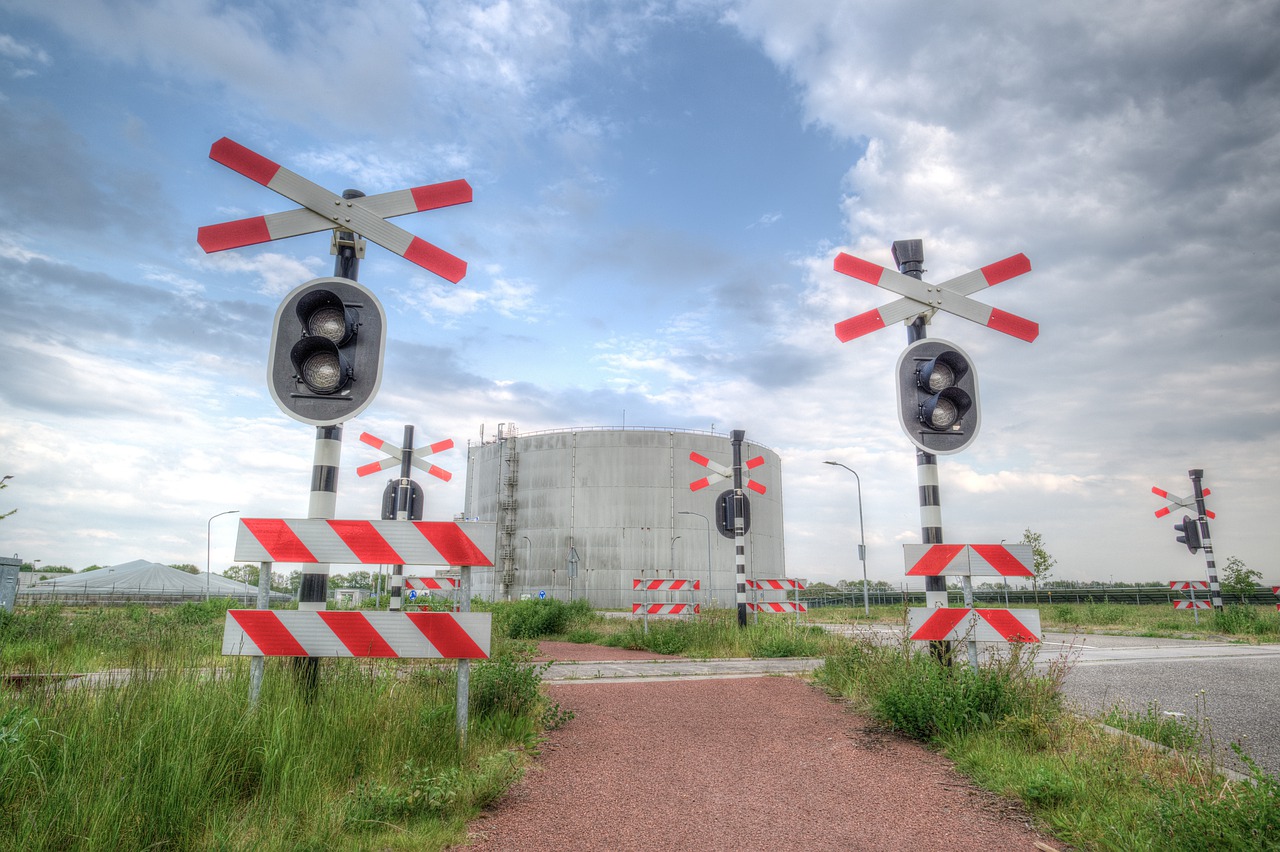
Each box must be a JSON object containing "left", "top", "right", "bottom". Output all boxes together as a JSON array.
[
  {"left": 731, "top": 429, "right": 749, "bottom": 628},
  {"left": 1189, "top": 469, "right": 1223, "bottom": 611},
  {"left": 388, "top": 424, "right": 416, "bottom": 611}
]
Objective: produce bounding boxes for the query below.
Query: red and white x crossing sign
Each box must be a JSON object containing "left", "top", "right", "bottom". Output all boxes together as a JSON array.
[
  {"left": 689, "top": 451, "right": 766, "bottom": 494},
  {"left": 833, "top": 252, "right": 1037, "bottom": 342},
  {"left": 1151, "top": 485, "right": 1215, "bottom": 519},
  {"left": 357, "top": 432, "right": 454, "bottom": 482},
  {"left": 198, "top": 138, "right": 471, "bottom": 283},
  {"left": 903, "top": 544, "right": 1034, "bottom": 577},
  {"left": 908, "top": 608, "right": 1042, "bottom": 643}
]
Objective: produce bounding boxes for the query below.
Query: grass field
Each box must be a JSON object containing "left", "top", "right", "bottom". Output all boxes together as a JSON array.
[{"left": 1, "top": 598, "right": 1276, "bottom": 849}]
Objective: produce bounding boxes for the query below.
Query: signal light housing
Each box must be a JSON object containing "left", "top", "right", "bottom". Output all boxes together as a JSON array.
[
  {"left": 895, "top": 338, "right": 981, "bottom": 454},
  {"left": 1174, "top": 515, "right": 1202, "bottom": 554},
  {"left": 268, "top": 277, "right": 386, "bottom": 426}
]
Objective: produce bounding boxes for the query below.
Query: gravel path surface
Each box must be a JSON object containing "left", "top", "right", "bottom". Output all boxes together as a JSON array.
[{"left": 463, "top": 645, "right": 1059, "bottom": 851}]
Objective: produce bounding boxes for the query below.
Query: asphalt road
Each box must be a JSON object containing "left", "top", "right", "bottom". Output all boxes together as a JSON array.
[{"left": 1042, "top": 631, "right": 1280, "bottom": 777}]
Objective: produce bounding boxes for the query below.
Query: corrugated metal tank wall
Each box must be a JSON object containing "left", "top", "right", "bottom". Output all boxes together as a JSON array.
[{"left": 463, "top": 427, "right": 786, "bottom": 610}]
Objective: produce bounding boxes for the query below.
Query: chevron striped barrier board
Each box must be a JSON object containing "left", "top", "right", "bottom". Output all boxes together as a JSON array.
[
  {"left": 406, "top": 577, "right": 459, "bottom": 591},
  {"left": 1169, "top": 580, "right": 1209, "bottom": 590},
  {"left": 632, "top": 578, "right": 701, "bottom": 591},
  {"left": 221, "top": 610, "right": 490, "bottom": 658},
  {"left": 746, "top": 578, "right": 806, "bottom": 591},
  {"left": 1173, "top": 600, "right": 1213, "bottom": 610},
  {"left": 631, "top": 603, "right": 700, "bottom": 616},
  {"left": 234, "top": 519, "right": 496, "bottom": 566},
  {"left": 904, "top": 544, "right": 1034, "bottom": 577},
  {"left": 908, "top": 608, "right": 1042, "bottom": 643},
  {"left": 748, "top": 601, "right": 807, "bottom": 613}
]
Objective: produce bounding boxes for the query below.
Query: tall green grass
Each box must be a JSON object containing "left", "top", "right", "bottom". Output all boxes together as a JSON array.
[
  {"left": 816, "top": 637, "right": 1280, "bottom": 850},
  {"left": 0, "top": 647, "right": 553, "bottom": 850}
]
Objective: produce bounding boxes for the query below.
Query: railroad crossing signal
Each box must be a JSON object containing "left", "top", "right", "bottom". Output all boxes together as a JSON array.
[
  {"left": 895, "top": 338, "right": 980, "bottom": 454},
  {"left": 198, "top": 138, "right": 471, "bottom": 282},
  {"left": 267, "top": 277, "right": 386, "bottom": 426},
  {"left": 833, "top": 251, "right": 1037, "bottom": 342},
  {"left": 1152, "top": 485, "right": 1214, "bottom": 519}
]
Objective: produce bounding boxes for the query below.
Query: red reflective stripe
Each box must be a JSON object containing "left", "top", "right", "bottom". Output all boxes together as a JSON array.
[
  {"left": 407, "top": 613, "right": 486, "bottom": 658},
  {"left": 230, "top": 610, "right": 307, "bottom": 656},
  {"left": 415, "top": 522, "right": 490, "bottom": 566},
  {"left": 356, "top": 461, "right": 385, "bottom": 477},
  {"left": 911, "top": 608, "right": 970, "bottom": 641},
  {"left": 360, "top": 432, "right": 389, "bottom": 450},
  {"left": 210, "top": 137, "right": 281, "bottom": 186},
  {"left": 747, "top": 480, "right": 766, "bottom": 495},
  {"left": 405, "top": 237, "right": 467, "bottom": 283},
  {"left": 834, "top": 308, "right": 887, "bottom": 342},
  {"left": 971, "top": 544, "right": 1033, "bottom": 577},
  {"left": 690, "top": 452, "right": 711, "bottom": 467},
  {"left": 242, "top": 519, "right": 316, "bottom": 563},
  {"left": 979, "top": 253, "right": 1031, "bottom": 286},
  {"left": 746, "top": 456, "right": 765, "bottom": 469},
  {"left": 197, "top": 216, "right": 271, "bottom": 252},
  {"left": 328, "top": 520, "right": 402, "bottom": 564},
  {"left": 689, "top": 477, "right": 711, "bottom": 491},
  {"left": 427, "top": 438, "right": 454, "bottom": 454},
  {"left": 410, "top": 179, "right": 472, "bottom": 211},
  {"left": 426, "top": 464, "right": 452, "bottom": 482},
  {"left": 318, "top": 612, "right": 398, "bottom": 657},
  {"left": 975, "top": 609, "right": 1038, "bottom": 642},
  {"left": 987, "top": 308, "right": 1039, "bottom": 342},
  {"left": 1154, "top": 506, "right": 1171, "bottom": 518},
  {"left": 833, "top": 252, "right": 886, "bottom": 285},
  {"left": 1151, "top": 486, "right": 1170, "bottom": 498},
  {"left": 906, "top": 544, "right": 965, "bottom": 576}
]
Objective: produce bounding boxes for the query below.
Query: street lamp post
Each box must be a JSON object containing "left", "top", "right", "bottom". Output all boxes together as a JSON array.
[
  {"left": 669, "top": 535, "right": 681, "bottom": 578},
  {"left": 823, "top": 462, "right": 869, "bottom": 616},
  {"left": 206, "top": 509, "right": 240, "bottom": 601},
  {"left": 677, "top": 510, "right": 712, "bottom": 605}
]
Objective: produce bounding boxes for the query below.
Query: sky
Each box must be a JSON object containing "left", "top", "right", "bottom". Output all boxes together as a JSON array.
[{"left": 1, "top": 0, "right": 1277, "bottom": 590}]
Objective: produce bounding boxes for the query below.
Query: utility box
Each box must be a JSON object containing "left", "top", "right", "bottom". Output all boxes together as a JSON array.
[{"left": 0, "top": 557, "right": 21, "bottom": 613}]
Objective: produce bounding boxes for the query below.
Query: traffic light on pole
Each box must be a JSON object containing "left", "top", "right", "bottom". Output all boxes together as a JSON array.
[
  {"left": 268, "top": 277, "right": 386, "bottom": 426},
  {"left": 895, "top": 337, "right": 981, "bottom": 454},
  {"left": 1174, "top": 515, "right": 1202, "bottom": 553}
]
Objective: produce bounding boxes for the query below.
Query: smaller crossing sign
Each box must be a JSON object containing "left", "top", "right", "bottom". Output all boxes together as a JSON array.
[
  {"left": 1169, "top": 580, "right": 1209, "bottom": 591},
  {"left": 1151, "top": 485, "right": 1215, "bottom": 519},
  {"left": 903, "top": 544, "right": 1034, "bottom": 577},
  {"left": 358, "top": 432, "right": 454, "bottom": 482},
  {"left": 908, "top": 608, "right": 1042, "bottom": 643},
  {"left": 833, "top": 252, "right": 1037, "bottom": 343},
  {"left": 689, "top": 451, "right": 766, "bottom": 494},
  {"left": 1173, "top": 600, "right": 1212, "bottom": 611}
]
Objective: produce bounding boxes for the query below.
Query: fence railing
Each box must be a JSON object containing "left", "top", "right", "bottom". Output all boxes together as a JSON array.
[{"left": 800, "top": 587, "right": 1280, "bottom": 609}]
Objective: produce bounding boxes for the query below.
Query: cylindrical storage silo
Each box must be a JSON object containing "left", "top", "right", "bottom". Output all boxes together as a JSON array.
[{"left": 463, "top": 426, "right": 786, "bottom": 610}]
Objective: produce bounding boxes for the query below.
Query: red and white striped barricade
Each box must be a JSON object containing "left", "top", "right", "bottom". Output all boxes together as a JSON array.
[
  {"left": 748, "top": 601, "right": 807, "bottom": 614},
  {"left": 226, "top": 518, "right": 496, "bottom": 658},
  {"left": 1170, "top": 580, "right": 1211, "bottom": 621},
  {"left": 907, "top": 608, "right": 1042, "bottom": 644},
  {"left": 222, "top": 610, "right": 490, "bottom": 659},
  {"left": 1273, "top": 586, "right": 1279, "bottom": 611},
  {"left": 903, "top": 544, "right": 1034, "bottom": 577},
  {"left": 405, "top": 577, "right": 459, "bottom": 591},
  {"left": 233, "top": 518, "right": 496, "bottom": 567},
  {"left": 746, "top": 578, "right": 807, "bottom": 622},
  {"left": 631, "top": 603, "right": 701, "bottom": 616},
  {"left": 632, "top": 578, "right": 701, "bottom": 630}
]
